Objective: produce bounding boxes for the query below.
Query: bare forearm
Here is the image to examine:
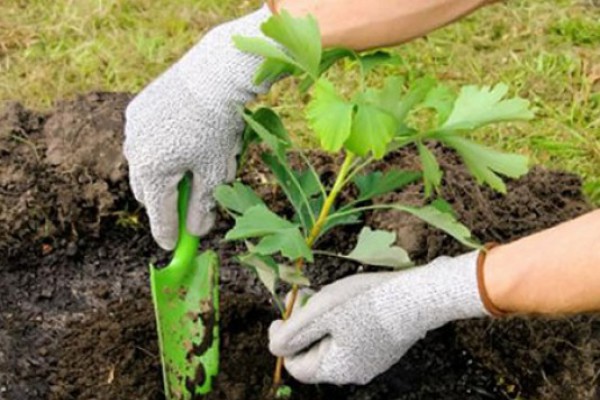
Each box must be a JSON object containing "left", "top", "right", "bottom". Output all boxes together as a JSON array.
[
  {"left": 272, "top": 0, "right": 496, "bottom": 50},
  {"left": 485, "top": 209, "right": 600, "bottom": 315}
]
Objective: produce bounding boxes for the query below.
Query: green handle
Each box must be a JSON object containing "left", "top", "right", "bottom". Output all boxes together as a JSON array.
[
  {"left": 150, "top": 173, "right": 220, "bottom": 399},
  {"left": 172, "top": 174, "right": 200, "bottom": 268}
]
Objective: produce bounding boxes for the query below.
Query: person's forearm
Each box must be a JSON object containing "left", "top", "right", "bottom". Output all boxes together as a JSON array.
[
  {"left": 270, "top": 0, "right": 497, "bottom": 50},
  {"left": 485, "top": 209, "right": 600, "bottom": 315}
]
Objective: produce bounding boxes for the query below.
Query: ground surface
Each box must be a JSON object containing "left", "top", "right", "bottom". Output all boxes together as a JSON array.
[
  {"left": 1, "top": 93, "right": 598, "bottom": 400},
  {"left": 1, "top": 0, "right": 599, "bottom": 202}
]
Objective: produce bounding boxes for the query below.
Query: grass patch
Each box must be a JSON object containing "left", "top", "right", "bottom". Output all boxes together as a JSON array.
[{"left": 1, "top": 0, "right": 598, "bottom": 203}]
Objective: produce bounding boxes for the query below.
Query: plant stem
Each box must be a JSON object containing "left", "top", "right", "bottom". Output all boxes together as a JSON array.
[{"left": 272, "top": 152, "right": 355, "bottom": 388}]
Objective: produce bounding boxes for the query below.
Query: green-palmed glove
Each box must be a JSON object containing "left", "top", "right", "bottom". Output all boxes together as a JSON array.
[
  {"left": 269, "top": 251, "right": 491, "bottom": 385},
  {"left": 124, "top": 6, "right": 273, "bottom": 250}
]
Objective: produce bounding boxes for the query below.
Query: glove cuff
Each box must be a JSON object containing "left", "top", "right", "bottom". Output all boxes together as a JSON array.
[{"left": 371, "top": 251, "right": 490, "bottom": 339}]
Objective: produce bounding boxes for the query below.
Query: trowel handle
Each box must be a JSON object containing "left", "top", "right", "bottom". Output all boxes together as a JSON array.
[{"left": 171, "top": 174, "right": 200, "bottom": 268}]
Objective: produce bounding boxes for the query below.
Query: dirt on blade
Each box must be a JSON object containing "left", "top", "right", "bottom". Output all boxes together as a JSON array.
[{"left": 0, "top": 93, "right": 596, "bottom": 400}]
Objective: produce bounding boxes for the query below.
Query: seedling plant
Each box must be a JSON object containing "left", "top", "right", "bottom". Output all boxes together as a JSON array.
[{"left": 214, "top": 11, "right": 533, "bottom": 396}]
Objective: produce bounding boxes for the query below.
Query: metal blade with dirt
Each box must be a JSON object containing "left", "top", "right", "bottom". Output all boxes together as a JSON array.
[{"left": 150, "top": 175, "right": 219, "bottom": 399}]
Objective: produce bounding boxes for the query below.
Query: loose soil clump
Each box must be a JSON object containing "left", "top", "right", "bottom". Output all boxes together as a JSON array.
[{"left": 0, "top": 93, "right": 596, "bottom": 399}]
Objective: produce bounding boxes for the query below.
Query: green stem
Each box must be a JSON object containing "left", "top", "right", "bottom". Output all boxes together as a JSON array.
[
  {"left": 307, "top": 152, "right": 355, "bottom": 245},
  {"left": 273, "top": 151, "right": 355, "bottom": 388},
  {"left": 327, "top": 203, "right": 395, "bottom": 221},
  {"left": 341, "top": 155, "right": 374, "bottom": 188}
]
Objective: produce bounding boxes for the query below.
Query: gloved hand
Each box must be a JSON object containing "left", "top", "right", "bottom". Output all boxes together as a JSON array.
[
  {"left": 124, "top": 6, "right": 273, "bottom": 250},
  {"left": 269, "top": 251, "right": 492, "bottom": 385}
]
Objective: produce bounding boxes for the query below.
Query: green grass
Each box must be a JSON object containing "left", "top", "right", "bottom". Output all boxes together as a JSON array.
[{"left": 1, "top": 0, "right": 599, "bottom": 203}]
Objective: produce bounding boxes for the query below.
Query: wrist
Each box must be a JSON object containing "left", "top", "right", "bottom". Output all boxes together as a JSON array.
[{"left": 483, "top": 243, "right": 532, "bottom": 314}]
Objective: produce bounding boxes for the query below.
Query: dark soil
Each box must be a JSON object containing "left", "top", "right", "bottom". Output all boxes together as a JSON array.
[{"left": 0, "top": 93, "right": 597, "bottom": 400}]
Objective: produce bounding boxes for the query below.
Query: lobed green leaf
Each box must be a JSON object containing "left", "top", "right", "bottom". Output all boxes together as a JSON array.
[
  {"left": 422, "top": 84, "right": 456, "bottom": 125},
  {"left": 353, "top": 169, "right": 421, "bottom": 202},
  {"left": 214, "top": 182, "right": 265, "bottom": 215},
  {"left": 398, "top": 204, "right": 479, "bottom": 248},
  {"left": 239, "top": 252, "right": 280, "bottom": 297},
  {"left": 345, "top": 103, "right": 397, "bottom": 158},
  {"left": 345, "top": 227, "right": 412, "bottom": 268},
  {"left": 261, "top": 10, "right": 322, "bottom": 78},
  {"left": 306, "top": 78, "right": 354, "bottom": 152},
  {"left": 440, "top": 83, "right": 534, "bottom": 132},
  {"left": 254, "top": 229, "right": 313, "bottom": 262},
  {"left": 442, "top": 136, "right": 529, "bottom": 193},
  {"left": 225, "top": 204, "right": 296, "bottom": 240}
]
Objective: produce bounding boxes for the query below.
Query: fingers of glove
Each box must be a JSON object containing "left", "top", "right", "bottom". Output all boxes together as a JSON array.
[
  {"left": 144, "top": 174, "right": 182, "bottom": 250},
  {"left": 269, "top": 312, "right": 329, "bottom": 358},
  {"left": 128, "top": 171, "right": 145, "bottom": 205},
  {"left": 270, "top": 273, "right": 399, "bottom": 358},
  {"left": 283, "top": 336, "right": 333, "bottom": 384},
  {"left": 186, "top": 172, "right": 216, "bottom": 237}
]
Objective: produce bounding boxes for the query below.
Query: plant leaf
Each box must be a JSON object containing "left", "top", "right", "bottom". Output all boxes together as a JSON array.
[
  {"left": 361, "top": 76, "right": 404, "bottom": 119},
  {"left": 233, "top": 36, "right": 299, "bottom": 78},
  {"left": 299, "top": 47, "right": 357, "bottom": 91},
  {"left": 239, "top": 252, "right": 279, "bottom": 297},
  {"left": 306, "top": 78, "right": 354, "bottom": 152},
  {"left": 261, "top": 153, "right": 314, "bottom": 231},
  {"left": 398, "top": 204, "right": 479, "bottom": 248},
  {"left": 417, "top": 142, "right": 443, "bottom": 197},
  {"left": 395, "top": 76, "right": 437, "bottom": 122},
  {"left": 354, "top": 170, "right": 421, "bottom": 201},
  {"left": 442, "top": 136, "right": 529, "bottom": 193},
  {"left": 294, "top": 169, "right": 322, "bottom": 200},
  {"left": 242, "top": 112, "right": 289, "bottom": 161},
  {"left": 260, "top": 10, "right": 322, "bottom": 78},
  {"left": 422, "top": 84, "right": 456, "bottom": 125},
  {"left": 345, "top": 103, "right": 397, "bottom": 158},
  {"left": 254, "top": 58, "right": 299, "bottom": 85},
  {"left": 359, "top": 50, "right": 402, "bottom": 74},
  {"left": 214, "top": 182, "right": 265, "bottom": 215},
  {"left": 345, "top": 227, "right": 412, "bottom": 268},
  {"left": 441, "top": 83, "right": 534, "bottom": 131},
  {"left": 225, "top": 204, "right": 297, "bottom": 240},
  {"left": 251, "top": 107, "right": 291, "bottom": 144},
  {"left": 320, "top": 211, "right": 361, "bottom": 237},
  {"left": 254, "top": 229, "right": 313, "bottom": 262},
  {"left": 430, "top": 198, "right": 457, "bottom": 217},
  {"left": 279, "top": 264, "right": 311, "bottom": 286}
]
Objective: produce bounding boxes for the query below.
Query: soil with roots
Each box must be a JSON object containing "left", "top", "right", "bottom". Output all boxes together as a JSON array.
[{"left": 0, "top": 93, "right": 597, "bottom": 400}]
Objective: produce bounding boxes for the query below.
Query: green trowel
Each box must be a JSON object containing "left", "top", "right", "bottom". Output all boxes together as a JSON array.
[{"left": 150, "top": 174, "right": 219, "bottom": 399}]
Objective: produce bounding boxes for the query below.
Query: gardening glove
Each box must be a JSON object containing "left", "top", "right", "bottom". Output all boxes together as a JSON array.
[
  {"left": 269, "top": 250, "right": 491, "bottom": 385},
  {"left": 124, "top": 6, "right": 273, "bottom": 250}
]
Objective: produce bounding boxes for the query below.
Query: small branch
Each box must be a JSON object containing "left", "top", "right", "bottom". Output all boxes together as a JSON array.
[
  {"left": 273, "top": 152, "right": 355, "bottom": 388},
  {"left": 341, "top": 155, "right": 374, "bottom": 188}
]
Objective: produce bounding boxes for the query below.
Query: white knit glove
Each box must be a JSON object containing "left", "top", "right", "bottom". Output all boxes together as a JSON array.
[
  {"left": 124, "top": 6, "right": 273, "bottom": 250},
  {"left": 269, "top": 251, "right": 490, "bottom": 385}
]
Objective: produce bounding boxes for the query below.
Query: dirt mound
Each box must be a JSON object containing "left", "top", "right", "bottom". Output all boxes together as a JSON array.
[
  {"left": 0, "top": 93, "right": 597, "bottom": 400},
  {"left": 0, "top": 93, "right": 131, "bottom": 256}
]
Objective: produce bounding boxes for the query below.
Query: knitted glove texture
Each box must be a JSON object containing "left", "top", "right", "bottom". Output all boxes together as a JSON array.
[
  {"left": 269, "top": 251, "right": 489, "bottom": 385},
  {"left": 124, "top": 6, "right": 272, "bottom": 249}
]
